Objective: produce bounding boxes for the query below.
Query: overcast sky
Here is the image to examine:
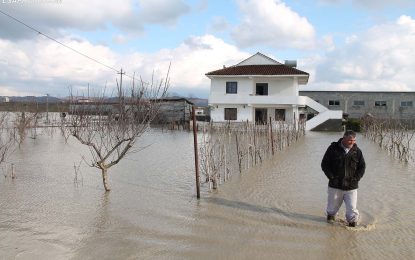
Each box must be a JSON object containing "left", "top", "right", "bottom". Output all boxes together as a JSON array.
[{"left": 1, "top": 0, "right": 415, "bottom": 98}]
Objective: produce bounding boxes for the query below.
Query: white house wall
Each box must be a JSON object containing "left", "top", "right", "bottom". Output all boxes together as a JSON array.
[
  {"left": 253, "top": 77, "right": 295, "bottom": 96},
  {"left": 210, "top": 105, "right": 251, "bottom": 122},
  {"left": 209, "top": 78, "right": 252, "bottom": 102},
  {"left": 209, "top": 76, "right": 302, "bottom": 123},
  {"left": 210, "top": 104, "right": 298, "bottom": 123},
  {"left": 237, "top": 55, "right": 281, "bottom": 65},
  {"left": 209, "top": 77, "right": 296, "bottom": 103}
]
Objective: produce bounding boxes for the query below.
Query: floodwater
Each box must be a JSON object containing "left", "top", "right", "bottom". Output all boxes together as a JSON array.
[{"left": 0, "top": 129, "right": 414, "bottom": 259}]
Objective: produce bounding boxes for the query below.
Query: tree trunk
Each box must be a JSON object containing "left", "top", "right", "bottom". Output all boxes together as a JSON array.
[
  {"left": 212, "top": 177, "right": 218, "bottom": 190},
  {"left": 101, "top": 167, "right": 111, "bottom": 192}
]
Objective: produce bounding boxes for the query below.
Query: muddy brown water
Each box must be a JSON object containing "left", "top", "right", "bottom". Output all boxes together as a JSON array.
[{"left": 0, "top": 130, "right": 414, "bottom": 259}]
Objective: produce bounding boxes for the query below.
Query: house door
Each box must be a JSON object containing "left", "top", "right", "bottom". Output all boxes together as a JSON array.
[
  {"left": 275, "top": 109, "right": 285, "bottom": 121},
  {"left": 255, "top": 108, "right": 267, "bottom": 124}
]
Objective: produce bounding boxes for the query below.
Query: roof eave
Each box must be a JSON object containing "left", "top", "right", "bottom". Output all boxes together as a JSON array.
[
  {"left": 206, "top": 74, "right": 309, "bottom": 78},
  {"left": 298, "top": 78, "right": 309, "bottom": 85}
]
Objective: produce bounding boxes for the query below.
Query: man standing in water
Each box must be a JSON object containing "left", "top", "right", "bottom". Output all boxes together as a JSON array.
[{"left": 321, "top": 130, "right": 366, "bottom": 227}]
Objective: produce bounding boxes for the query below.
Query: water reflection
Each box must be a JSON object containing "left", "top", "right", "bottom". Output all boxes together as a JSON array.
[
  {"left": 92, "top": 192, "right": 111, "bottom": 231},
  {"left": 206, "top": 197, "right": 324, "bottom": 223}
]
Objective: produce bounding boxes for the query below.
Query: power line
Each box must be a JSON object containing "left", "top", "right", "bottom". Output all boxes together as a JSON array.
[{"left": 0, "top": 9, "right": 137, "bottom": 80}]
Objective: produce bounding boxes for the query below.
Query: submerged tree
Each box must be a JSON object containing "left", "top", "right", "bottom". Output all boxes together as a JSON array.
[
  {"left": 361, "top": 115, "right": 415, "bottom": 163},
  {"left": 0, "top": 112, "right": 15, "bottom": 167},
  {"left": 14, "top": 110, "right": 40, "bottom": 144},
  {"left": 65, "top": 69, "right": 169, "bottom": 191},
  {"left": 198, "top": 119, "right": 306, "bottom": 191}
]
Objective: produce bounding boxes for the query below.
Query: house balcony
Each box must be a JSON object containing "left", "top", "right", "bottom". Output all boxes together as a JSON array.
[
  {"left": 209, "top": 94, "right": 343, "bottom": 131},
  {"left": 209, "top": 95, "right": 327, "bottom": 111}
]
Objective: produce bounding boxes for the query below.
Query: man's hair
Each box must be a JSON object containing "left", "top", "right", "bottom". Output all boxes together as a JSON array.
[{"left": 344, "top": 130, "right": 356, "bottom": 138}]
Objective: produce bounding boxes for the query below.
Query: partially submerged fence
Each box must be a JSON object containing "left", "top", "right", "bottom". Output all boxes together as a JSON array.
[
  {"left": 197, "top": 119, "right": 305, "bottom": 191},
  {"left": 361, "top": 116, "right": 415, "bottom": 163}
]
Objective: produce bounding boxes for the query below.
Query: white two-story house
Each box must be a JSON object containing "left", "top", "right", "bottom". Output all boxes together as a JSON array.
[{"left": 206, "top": 52, "right": 343, "bottom": 131}]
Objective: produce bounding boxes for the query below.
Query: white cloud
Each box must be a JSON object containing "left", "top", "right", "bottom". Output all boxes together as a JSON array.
[
  {"left": 321, "top": 35, "right": 335, "bottom": 51},
  {"left": 194, "top": 0, "right": 208, "bottom": 12},
  {"left": 209, "top": 16, "right": 229, "bottom": 32},
  {"left": 232, "top": 0, "right": 316, "bottom": 49},
  {"left": 0, "top": 1, "right": 134, "bottom": 40},
  {"left": 0, "top": 36, "right": 118, "bottom": 96},
  {"left": 0, "top": 33, "right": 248, "bottom": 97},
  {"left": 119, "top": 35, "right": 249, "bottom": 96},
  {"left": 306, "top": 15, "right": 415, "bottom": 92},
  {"left": 0, "top": 86, "right": 36, "bottom": 96},
  {"left": 112, "top": 34, "right": 128, "bottom": 44},
  {"left": 161, "top": 35, "right": 248, "bottom": 89},
  {"left": 318, "top": 0, "right": 415, "bottom": 9},
  {"left": 0, "top": 0, "right": 190, "bottom": 41},
  {"left": 138, "top": 0, "right": 190, "bottom": 25}
]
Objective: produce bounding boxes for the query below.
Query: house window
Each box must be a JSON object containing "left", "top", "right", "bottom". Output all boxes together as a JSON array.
[
  {"left": 275, "top": 109, "right": 285, "bottom": 121},
  {"left": 375, "top": 101, "right": 387, "bottom": 107},
  {"left": 353, "top": 100, "right": 365, "bottom": 106},
  {"left": 226, "top": 82, "right": 237, "bottom": 94},
  {"left": 255, "top": 108, "right": 267, "bottom": 124},
  {"left": 224, "top": 108, "right": 237, "bottom": 120},
  {"left": 328, "top": 100, "right": 340, "bottom": 106},
  {"left": 400, "top": 101, "right": 413, "bottom": 107},
  {"left": 256, "top": 83, "right": 268, "bottom": 96}
]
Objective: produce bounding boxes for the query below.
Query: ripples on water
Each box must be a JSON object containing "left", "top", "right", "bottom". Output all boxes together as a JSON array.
[{"left": 0, "top": 129, "right": 414, "bottom": 259}]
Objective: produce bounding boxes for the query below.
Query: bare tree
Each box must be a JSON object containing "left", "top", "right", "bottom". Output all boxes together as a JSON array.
[
  {"left": 362, "top": 115, "right": 415, "bottom": 163},
  {"left": 65, "top": 69, "right": 169, "bottom": 192},
  {"left": 12, "top": 104, "right": 40, "bottom": 144},
  {"left": 0, "top": 112, "right": 15, "bottom": 167},
  {"left": 198, "top": 119, "right": 306, "bottom": 191}
]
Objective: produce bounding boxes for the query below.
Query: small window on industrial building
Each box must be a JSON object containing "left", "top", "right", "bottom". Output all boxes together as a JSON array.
[
  {"left": 353, "top": 100, "right": 365, "bottom": 106},
  {"left": 375, "top": 101, "right": 387, "bottom": 107},
  {"left": 400, "top": 101, "right": 413, "bottom": 107},
  {"left": 224, "top": 108, "right": 237, "bottom": 120},
  {"left": 328, "top": 100, "right": 340, "bottom": 106},
  {"left": 226, "top": 82, "right": 238, "bottom": 94}
]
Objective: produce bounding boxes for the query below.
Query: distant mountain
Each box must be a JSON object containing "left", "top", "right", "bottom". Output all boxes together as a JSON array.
[
  {"left": 187, "top": 98, "right": 208, "bottom": 106},
  {"left": 2, "top": 96, "right": 63, "bottom": 103},
  {"left": 0, "top": 95, "right": 209, "bottom": 106}
]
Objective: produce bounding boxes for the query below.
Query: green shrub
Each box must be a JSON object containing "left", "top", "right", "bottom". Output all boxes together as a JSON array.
[{"left": 345, "top": 118, "right": 361, "bottom": 132}]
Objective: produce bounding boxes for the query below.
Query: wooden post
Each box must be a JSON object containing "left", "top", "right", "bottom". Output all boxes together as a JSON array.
[
  {"left": 235, "top": 133, "right": 242, "bottom": 174},
  {"left": 11, "top": 163, "right": 15, "bottom": 179},
  {"left": 192, "top": 106, "right": 200, "bottom": 199},
  {"left": 46, "top": 94, "right": 49, "bottom": 124},
  {"left": 270, "top": 117, "right": 274, "bottom": 156},
  {"left": 253, "top": 126, "right": 257, "bottom": 165}
]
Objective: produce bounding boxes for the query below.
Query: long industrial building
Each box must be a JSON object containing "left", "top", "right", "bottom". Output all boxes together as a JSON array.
[{"left": 299, "top": 91, "right": 415, "bottom": 121}]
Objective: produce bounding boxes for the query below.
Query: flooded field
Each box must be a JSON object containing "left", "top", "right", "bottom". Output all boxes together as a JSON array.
[{"left": 0, "top": 129, "right": 414, "bottom": 259}]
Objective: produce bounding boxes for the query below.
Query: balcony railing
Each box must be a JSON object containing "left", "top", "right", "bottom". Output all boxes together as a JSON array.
[
  {"left": 209, "top": 95, "right": 328, "bottom": 112},
  {"left": 209, "top": 94, "right": 343, "bottom": 130}
]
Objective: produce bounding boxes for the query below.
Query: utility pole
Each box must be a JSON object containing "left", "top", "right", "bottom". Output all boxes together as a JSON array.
[
  {"left": 117, "top": 68, "right": 125, "bottom": 97},
  {"left": 117, "top": 69, "right": 126, "bottom": 116}
]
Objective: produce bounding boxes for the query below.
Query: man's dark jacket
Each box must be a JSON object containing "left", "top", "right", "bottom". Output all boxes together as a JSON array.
[{"left": 321, "top": 138, "right": 366, "bottom": 190}]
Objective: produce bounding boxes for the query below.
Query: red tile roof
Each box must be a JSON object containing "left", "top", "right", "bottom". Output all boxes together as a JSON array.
[{"left": 205, "top": 65, "right": 309, "bottom": 76}]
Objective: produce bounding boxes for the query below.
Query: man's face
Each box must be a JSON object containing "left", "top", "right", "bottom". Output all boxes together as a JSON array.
[{"left": 342, "top": 136, "right": 356, "bottom": 149}]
